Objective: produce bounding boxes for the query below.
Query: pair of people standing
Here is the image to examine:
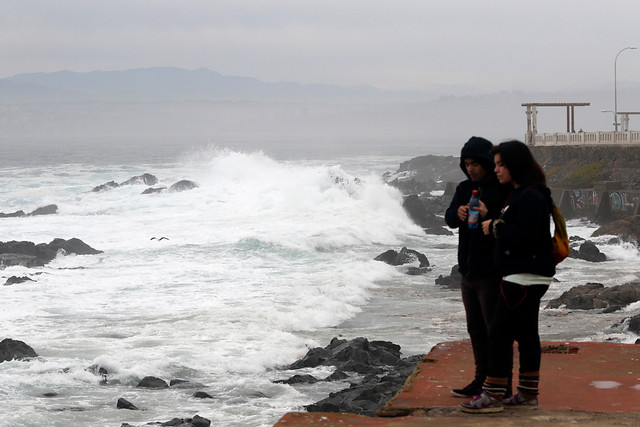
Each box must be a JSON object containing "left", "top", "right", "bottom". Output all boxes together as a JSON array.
[{"left": 445, "top": 138, "right": 555, "bottom": 413}]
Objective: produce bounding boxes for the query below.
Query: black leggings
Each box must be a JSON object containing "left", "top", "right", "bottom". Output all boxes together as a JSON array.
[
  {"left": 487, "top": 280, "right": 549, "bottom": 378},
  {"left": 460, "top": 275, "right": 501, "bottom": 382}
]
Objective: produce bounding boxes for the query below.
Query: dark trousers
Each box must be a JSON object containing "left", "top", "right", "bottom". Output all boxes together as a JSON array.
[
  {"left": 488, "top": 281, "right": 549, "bottom": 378},
  {"left": 461, "top": 274, "right": 501, "bottom": 382}
]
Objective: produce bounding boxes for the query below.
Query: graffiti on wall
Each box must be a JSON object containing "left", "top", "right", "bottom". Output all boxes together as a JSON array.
[
  {"left": 609, "top": 192, "right": 639, "bottom": 213},
  {"left": 567, "top": 190, "right": 597, "bottom": 214}
]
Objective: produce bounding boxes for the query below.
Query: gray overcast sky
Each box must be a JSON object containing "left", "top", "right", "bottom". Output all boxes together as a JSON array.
[{"left": 2, "top": 0, "right": 640, "bottom": 93}]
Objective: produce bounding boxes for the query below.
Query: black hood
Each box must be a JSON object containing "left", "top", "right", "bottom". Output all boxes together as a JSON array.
[{"left": 459, "top": 136, "right": 495, "bottom": 179}]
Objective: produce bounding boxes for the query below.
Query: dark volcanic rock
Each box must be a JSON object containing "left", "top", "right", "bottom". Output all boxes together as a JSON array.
[
  {"left": 142, "top": 187, "right": 167, "bottom": 194},
  {"left": 117, "top": 397, "right": 138, "bottom": 410},
  {"left": 628, "top": 314, "right": 640, "bottom": 335},
  {"left": 92, "top": 181, "right": 119, "bottom": 192},
  {"left": 0, "top": 210, "right": 26, "bottom": 218},
  {"left": 546, "top": 282, "right": 640, "bottom": 310},
  {"left": 0, "top": 238, "right": 102, "bottom": 267},
  {"left": 374, "top": 247, "right": 429, "bottom": 268},
  {"left": 0, "top": 338, "right": 38, "bottom": 362},
  {"left": 304, "top": 353, "right": 424, "bottom": 416},
  {"left": 136, "top": 376, "right": 169, "bottom": 388},
  {"left": 545, "top": 283, "right": 605, "bottom": 309},
  {"left": 569, "top": 240, "right": 606, "bottom": 262},
  {"left": 286, "top": 337, "right": 401, "bottom": 371},
  {"left": 28, "top": 204, "right": 58, "bottom": 216},
  {"left": 193, "top": 391, "right": 215, "bottom": 399},
  {"left": 592, "top": 216, "right": 640, "bottom": 245},
  {"left": 120, "top": 173, "right": 158, "bottom": 186},
  {"left": 4, "top": 276, "right": 34, "bottom": 286},
  {"left": 121, "top": 415, "right": 211, "bottom": 427},
  {"left": 435, "top": 265, "right": 462, "bottom": 290},
  {"left": 169, "top": 180, "right": 199, "bottom": 192},
  {"left": 274, "top": 374, "right": 319, "bottom": 384},
  {"left": 281, "top": 337, "right": 424, "bottom": 416}
]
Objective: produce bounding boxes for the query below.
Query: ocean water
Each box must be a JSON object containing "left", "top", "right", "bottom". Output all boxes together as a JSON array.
[{"left": 1, "top": 136, "right": 639, "bottom": 427}]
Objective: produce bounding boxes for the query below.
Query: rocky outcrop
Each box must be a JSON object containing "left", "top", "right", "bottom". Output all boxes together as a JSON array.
[
  {"left": 92, "top": 173, "right": 159, "bottom": 192},
  {"left": 374, "top": 247, "right": 429, "bottom": 269},
  {"left": 3, "top": 276, "right": 34, "bottom": 286},
  {"left": 592, "top": 216, "right": 640, "bottom": 245},
  {"left": 401, "top": 195, "right": 453, "bottom": 235},
  {"left": 0, "top": 238, "right": 103, "bottom": 267},
  {"left": 546, "top": 282, "right": 640, "bottom": 310},
  {"left": 569, "top": 240, "right": 607, "bottom": 262},
  {"left": 531, "top": 146, "right": 640, "bottom": 190},
  {"left": 278, "top": 337, "right": 423, "bottom": 417},
  {"left": 121, "top": 415, "right": 211, "bottom": 427},
  {"left": 384, "top": 155, "right": 464, "bottom": 195},
  {"left": 169, "top": 180, "right": 199, "bottom": 192},
  {"left": 0, "top": 338, "right": 38, "bottom": 362},
  {"left": 137, "top": 376, "right": 169, "bottom": 389},
  {"left": 434, "top": 265, "right": 462, "bottom": 290},
  {"left": 0, "top": 204, "right": 58, "bottom": 217}
]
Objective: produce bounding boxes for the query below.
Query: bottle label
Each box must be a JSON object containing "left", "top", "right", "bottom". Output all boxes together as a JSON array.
[{"left": 468, "top": 210, "right": 479, "bottom": 228}]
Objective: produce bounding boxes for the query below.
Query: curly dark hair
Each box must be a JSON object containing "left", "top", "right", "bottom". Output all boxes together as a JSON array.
[{"left": 490, "top": 140, "right": 546, "bottom": 187}]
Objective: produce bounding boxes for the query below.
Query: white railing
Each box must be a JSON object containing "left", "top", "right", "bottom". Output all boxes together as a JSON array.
[{"left": 531, "top": 131, "right": 640, "bottom": 146}]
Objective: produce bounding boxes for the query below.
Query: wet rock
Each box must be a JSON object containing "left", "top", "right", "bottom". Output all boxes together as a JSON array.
[
  {"left": 0, "top": 338, "right": 38, "bottom": 362},
  {"left": 546, "top": 283, "right": 605, "bottom": 309},
  {"left": 274, "top": 374, "right": 319, "bottom": 384},
  {"left": 122, "top": 415, "right": 211, "bottom": 427},
  {"left": 546, "top": 282, "right": 640, "bottom": 310},
  {"left": 136, "top": 376, "right": 169, "bottom": 389},
  {"left": 0, "top": 238, "right": 102, "bottom": 267},
  {"left": 28, "top": 204, "right": 58, "bottom": 216},
  {"left": 117, "top": 398, "right": 138, "bottom": 410},
  {"left": 374, "top": 247, "right": 429, "bottom": 268},
  {"left": 305, "top": 353, "right": 424, "bottom": 417},
  {"left": 0, "top": 210, "right": 26, "bottom": 218},
  {"left": 592, "top": 216, "right": 640, "bottom": 245},
  {"left": 169, "top": 180, "right": 199, "bottom": 192},
  {"left": 434, "top": 265, "right": 462, "bottom": 290},
  {"left": 142, "top": 187, "right": 166, "bottom": 194},
  {"left": 569, "top": 240, "right": 606, "bottom": 262},
  {"left": 4, "top": 276, "right": 34, "bottom": 286},
  {"left": 92, "top": 181, "right": 119, "bottom": 192},
  {"left": 120, "top": 173, "right": 158, "bottom": 186},
  {"left": 629, "top": 314, "right": 640, "bottom": 335},
  {"left": 193, "top": 391, "right": 214, "bottom": 399},
  {"left": 424, "top": 226, "right": 454, "bottom": 236}
]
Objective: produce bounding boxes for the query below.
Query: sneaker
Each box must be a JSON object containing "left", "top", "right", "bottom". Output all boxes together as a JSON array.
[
  {"left": 451, "top": 380, "right": 483, "bottom": 398},
  {"left": 503, "top": 391, "right": 538, "bottom": 409},
  {"left": 460, "top": 391, "right": 504, "bottom": 413}
]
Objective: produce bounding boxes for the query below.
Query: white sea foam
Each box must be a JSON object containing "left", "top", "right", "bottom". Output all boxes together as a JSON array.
[{"left": 2, "top": 148, "right": 640, "bottom": 426}]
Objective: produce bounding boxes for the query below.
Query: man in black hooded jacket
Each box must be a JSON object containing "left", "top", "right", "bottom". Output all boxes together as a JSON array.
[{"left": 444, "top": 136, "right": 508, "bottom": 398}]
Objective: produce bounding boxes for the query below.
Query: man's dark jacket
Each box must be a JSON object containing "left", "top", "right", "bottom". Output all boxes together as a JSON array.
[{"left": 444, "top": 137, "right": 507, "bottom": 278}]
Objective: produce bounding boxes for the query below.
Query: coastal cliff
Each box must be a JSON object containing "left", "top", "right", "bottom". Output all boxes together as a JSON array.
[
  {"left": 386, "top": 144, "right": 640, "bottom": 194},
  {"left": 531, "top": 145, "right": 640, "bottom": 190}
]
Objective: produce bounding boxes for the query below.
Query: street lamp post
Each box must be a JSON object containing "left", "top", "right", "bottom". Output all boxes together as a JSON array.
[
  {"left": 614, "top": 46, "right": 637, "bottom": 132},
  {"left": 601, "top": 109, "right": 616, "bottom": 128}
]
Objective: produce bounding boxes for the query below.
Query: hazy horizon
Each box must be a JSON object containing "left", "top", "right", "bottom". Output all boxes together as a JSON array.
[{"left": 2, "top": 1, "right": 640, "bottom": 94}]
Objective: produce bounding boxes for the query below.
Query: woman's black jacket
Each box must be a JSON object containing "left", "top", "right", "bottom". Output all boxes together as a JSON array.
[{"left": 491, "top": 185, "right": 556, "bottom": 278}]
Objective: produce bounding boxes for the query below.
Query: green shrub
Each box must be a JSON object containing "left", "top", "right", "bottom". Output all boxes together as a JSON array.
[{"left": 560, "top": 161, "right": 604, "bottom": 187}]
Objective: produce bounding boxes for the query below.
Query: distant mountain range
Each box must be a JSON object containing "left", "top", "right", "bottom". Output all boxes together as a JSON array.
[
  {"left": 0, "top": 67, "right": 436, "bottom": 104},
  {"left": 0, "top": 67, "right": 636, "bottom": 141}
]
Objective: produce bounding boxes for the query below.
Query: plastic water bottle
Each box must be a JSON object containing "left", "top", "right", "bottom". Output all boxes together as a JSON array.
[{"left": 468, "top": 189, "right": 480, "bottom": 229}]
